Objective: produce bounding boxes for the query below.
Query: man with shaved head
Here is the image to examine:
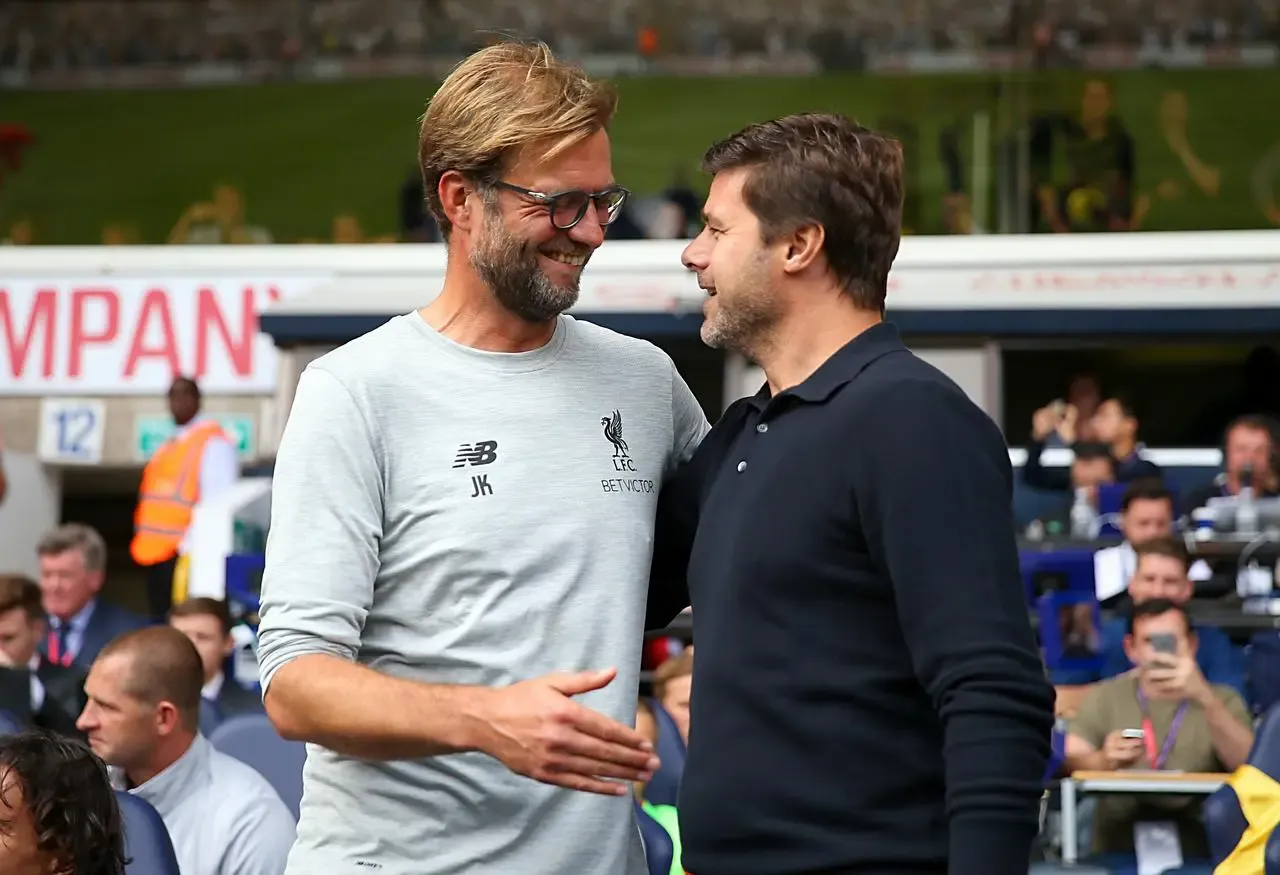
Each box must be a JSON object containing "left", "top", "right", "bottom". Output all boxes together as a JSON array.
[{"left": 77, "top": 626, "right": 296, "bottom": 875}]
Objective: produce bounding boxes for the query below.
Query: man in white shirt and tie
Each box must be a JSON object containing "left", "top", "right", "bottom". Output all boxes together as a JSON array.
[{"left": 1093, "top": 480, "right": 1211, "bottom": 606}]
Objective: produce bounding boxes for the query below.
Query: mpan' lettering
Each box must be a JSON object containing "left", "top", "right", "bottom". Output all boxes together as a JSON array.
[{"left": 601, "top": 478, "right": 655, "bottom": 494}]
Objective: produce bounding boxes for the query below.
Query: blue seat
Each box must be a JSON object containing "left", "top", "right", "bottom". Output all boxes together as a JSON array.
[
  {"left": 1203, "top": 784, "right": 1249, "bottom": 866},
  {"left": 642, "top": 698, "right": 685, "bottom": 807},
  {"left": 0, "top": 710, "right": 22, "bottom": 735},
  {"left": 1199, "top": 704, "right": 1280, "bottom": 865},
  {"left": 198, "top": 698, "right": 223, "bottom": 736},
  {"left": 208, "top": 713, "right": 306, "bottom": 819},
  {"left": 1265, "top": 824, "right": 1280, "bottom": 875},
  {"left": 115, "top": 791, "right": 181, "bottom": 875},
  {"left": 635, "top": 800, "right": 674, "bottom": 875}
]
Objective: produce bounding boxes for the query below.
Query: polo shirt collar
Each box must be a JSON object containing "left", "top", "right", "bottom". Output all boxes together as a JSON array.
[{"left": 748, "top": 320, "right": 906, "bottom": 408}]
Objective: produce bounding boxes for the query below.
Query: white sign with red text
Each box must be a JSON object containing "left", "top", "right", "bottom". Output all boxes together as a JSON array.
[{"left": 0, "top": 277, "right": 323, "bottom": 395}]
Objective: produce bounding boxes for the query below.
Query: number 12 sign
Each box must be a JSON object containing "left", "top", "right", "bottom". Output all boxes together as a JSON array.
[{"left": 38, "top": 399, "right": 107, "bottom": 466}]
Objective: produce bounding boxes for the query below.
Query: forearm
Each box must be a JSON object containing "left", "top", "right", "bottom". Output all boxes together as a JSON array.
[
  {"left": 943, "top": 674, "right": 1055, "bottom": 875},
  {"left": 1200, "top": 693, "right": 1253, "bottom": 770},
  {"left": 1063, "top": 746, "right": 1109, "bottom": 772},
  {"left": 264, "top": 654, "right": 495, "bottom": 760}
]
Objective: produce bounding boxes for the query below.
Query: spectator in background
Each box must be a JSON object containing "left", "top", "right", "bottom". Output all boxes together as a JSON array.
[
  {"left": 169, "top": 597, "right": 262, "bottom": 719},
  {"left": 0, "top": 218, "right": 33, "bottom": 245},
  {"left": 1054, "top": 539, "right": 1243, "bottom": 694},
  {"left": 1026, "top": 441, "right": 1116, "bottom": 535},
  {"left": 168, "top": 184, "right": 272, "bottom": 245},
  {"left": 1093, "top": 482, "right": 1211, "bottom": 606},
  {"left": 1025, "top": 396, "right": 1156, "bottom": 493},
  {"left": 1089, "top": 394, "right": 1161, "bottom": 482},
  {"left": 0, "top": 574, "right": 87, "bottom": 736},
  {"left": 1064, "top": 600, "right": 1253, "bottom": 864},
  {"left": 77, "top": 627, "right": 295, "bottom": 875},
  {"left": 131, "top": 377, "right": 239, "bottom": 620},
  {"left": 652, "top": 646, "right": 691, "bottom": 745},
  {"left": 0, "top": 730, "right": 127, "bottom": 875},
  {"left": 1185, "top": 413, "right": 1279, "bottom": 511},
  {"left": 37, "top": 524, "right": 145, "bottom": 671},
  {"left": 1033, "top": 79, "right": 1136, "bottom": 233}
]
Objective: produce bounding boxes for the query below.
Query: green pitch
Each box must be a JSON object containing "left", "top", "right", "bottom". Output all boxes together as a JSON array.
[{"left": 1, "top": 68, "right": 1275, "bottom": 244}]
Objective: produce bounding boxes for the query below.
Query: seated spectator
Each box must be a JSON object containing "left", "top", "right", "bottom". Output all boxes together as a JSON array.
[
  {"left": 635, "top": 698, "right": 684, "bottom": 875},
  {"left": 77, "top": 627, "right": 295, "bottom": 875},
  {"left": 1055, "top": 538, "right": 1244, "bottom": 699},
  {"left": 169, "top": 598, "right": 262, "bottom": 718},
  {"left": 36, "top": 524, "right": 146, "bottom": 670},
  {"left": 1185, "top": 414, "right": 1280, "bottom": 511},
  {"left": 1093, "top": 481, "right": 1210, "bottom": 605},
  {"left": 168, "top": 185, "right": 272, "bottom": 245},
  {"left": 0, "top": 574, "right": 86, "bottom": 736},
  {"left": 0, "top": 729, "right": 127, "bottom": 875},
  {"left": 653, "top": 646, "right": 692, "bottom": 745},
  {"left": 1089, "top": 394, "right": 1161, "bottom": 483},
  {"left": 1064, "top": 599, "right": 1253, "bottom": 862},
  {"left": 1027, "top": 441, "right": 1117, "bottom": 535}
]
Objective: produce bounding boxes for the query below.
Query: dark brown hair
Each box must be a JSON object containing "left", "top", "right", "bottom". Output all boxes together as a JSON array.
[
  {"left": 702, "top": 113, "right": 904, "bottom": 311},
  {"left": 1133, "top": 537, "right": 1190, "bottom": 575},
  {"left": 98, "top": 627, "right": 205, "bottom": 731},
  {"left": 0, "top": 731, "right": 127, "bottom": 875},
  {"left": 1127, "top": 598, "right": 1192, "bottom": 636},
  {"left": 0, "top": 574, "right": 43, "bottom": 621},
  {"left": 169, "top": 597, "right": 232, "bottom": 636}
]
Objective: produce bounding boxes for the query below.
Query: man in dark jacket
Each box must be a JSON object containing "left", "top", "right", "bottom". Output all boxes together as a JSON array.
[{"left": 0, "top": 574, "right": 86, "bottom": 736}]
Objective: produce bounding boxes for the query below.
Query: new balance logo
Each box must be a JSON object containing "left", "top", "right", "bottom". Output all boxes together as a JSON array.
[{"left": 452, "top": 440, "right": 498, "bottom": 468}]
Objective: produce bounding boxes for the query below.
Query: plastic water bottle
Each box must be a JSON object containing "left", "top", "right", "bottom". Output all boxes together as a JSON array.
[
  {"left": 1070, "top": 487, "right": 1098, "bottom": 540},
  {"left": 230, "top": 624, "right": 260, "bottom": 688},
  {"left": 1237, "top": 487, "right": 1259, "bottom": 537}
]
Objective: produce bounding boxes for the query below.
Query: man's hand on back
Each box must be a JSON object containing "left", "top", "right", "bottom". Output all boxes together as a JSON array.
[{"left": 474, "top": 667, "right": 659, "bottom": 796}]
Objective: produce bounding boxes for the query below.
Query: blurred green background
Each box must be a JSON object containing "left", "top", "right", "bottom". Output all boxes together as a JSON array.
[{"left": 3, "top": 67, "right": 1277, "bottom": 243}]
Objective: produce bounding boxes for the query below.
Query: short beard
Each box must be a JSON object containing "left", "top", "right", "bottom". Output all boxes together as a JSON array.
[
  {"left": 469, "top": 207, "right": 580, "bottom": 323},
  {"left": 699, "top": 251, "right": 779, "bottom": 358}
]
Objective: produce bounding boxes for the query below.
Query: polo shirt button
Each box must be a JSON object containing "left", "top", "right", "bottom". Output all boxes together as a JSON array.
[
  {"left": 737, "top": 460, "right": 747, "bottom": 472},
  {"left": 756, "top": 423, "right": 768, "bottom": 433}
]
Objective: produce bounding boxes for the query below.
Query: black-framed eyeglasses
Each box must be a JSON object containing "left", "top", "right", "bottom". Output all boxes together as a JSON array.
[{"left": 491, "top": 181, "right": 630, "bottom": 230}]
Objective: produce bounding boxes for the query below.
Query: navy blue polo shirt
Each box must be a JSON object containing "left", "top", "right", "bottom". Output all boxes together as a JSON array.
[{"left": 648, "top": 322, "right": 1055, "bottom": 875}]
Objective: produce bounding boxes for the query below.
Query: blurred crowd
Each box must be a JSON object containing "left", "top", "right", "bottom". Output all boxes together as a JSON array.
[{"left": 0, "top": 0, "right": 1276, "bottom": 72}]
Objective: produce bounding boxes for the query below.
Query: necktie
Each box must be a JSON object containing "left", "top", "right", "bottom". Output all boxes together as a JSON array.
[{"left": 49, "top": 621, "right": 72, "bottom": 667}]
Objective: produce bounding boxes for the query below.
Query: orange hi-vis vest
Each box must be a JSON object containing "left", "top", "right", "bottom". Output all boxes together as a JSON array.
[{"left": 130, "top": 420, "right": 227, "bottom": 567}]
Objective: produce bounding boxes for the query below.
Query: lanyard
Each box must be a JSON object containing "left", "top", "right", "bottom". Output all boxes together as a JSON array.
[{"left": 1136, "top": 689, "right": 1188, "bottom": 770}]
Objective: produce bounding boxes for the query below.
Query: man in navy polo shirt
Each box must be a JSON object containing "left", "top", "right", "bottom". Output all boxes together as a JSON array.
[{"left": 648, "top": 114, "right": 1056, "bottom": 875}]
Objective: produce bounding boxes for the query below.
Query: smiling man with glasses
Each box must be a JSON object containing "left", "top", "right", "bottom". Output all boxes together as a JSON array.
[{"left": 256, "top": 39, "right": 708, "bottom": 875}]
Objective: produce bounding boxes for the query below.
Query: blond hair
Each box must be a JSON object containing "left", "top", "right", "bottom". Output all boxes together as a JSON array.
[{"left": 418, "top": 40, "right": 618, "bottom": 238}]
